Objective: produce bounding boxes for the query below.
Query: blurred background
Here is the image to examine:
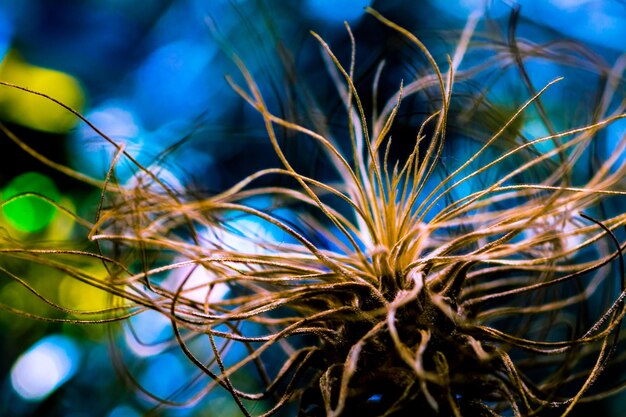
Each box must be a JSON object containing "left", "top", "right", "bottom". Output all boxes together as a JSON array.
[{"left": 0, "top": 0, "right": 625, "bottom": 415}]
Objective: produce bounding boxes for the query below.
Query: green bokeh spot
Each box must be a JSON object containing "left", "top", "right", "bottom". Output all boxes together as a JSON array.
[{"left": 2, "top": 172, "right": 61, "bottom": 233}]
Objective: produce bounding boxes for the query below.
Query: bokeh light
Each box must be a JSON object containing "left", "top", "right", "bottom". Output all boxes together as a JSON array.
[
  {"left": 165, "top": 261, "right": 230, "bottom": 306},
  {"left": 125, "top": 310, "right": 173, "bottom": 357},
  {"left": 1, "top": 171, "right": 60, "bottom": 233},
  {"left": 10, "top": 335, "right": 82, "bottom": 401},
  {"left": 107, "top": 405, "right": 142, "bottom": 417},
  {"left": 138, "top": 352, "right": 187, "bottom": 400},
  {"left": 517, "top": 0, "right": 626, "bottom": 49},
  {"left": 305, "top": 0, "right": 371, "bottom": 22},
  {"left": 132, "top": 40, "right": 216, "bottom": 129},
  {"left": 58, "top": 264, "right": 114, "bottom": 314},
  {"left": 431, "top": 0, "right": 510, "bottom": 18},
  {"left": 68, "top": 101, "right": 143, "bottom": 180},
  {"left": 0, "top": 52, "right": 84, "bottom": 133},
  {"left": 0, "top": 8, "right": 12, "bottom": 61},
  {"left": 605, "top": 118, "right": 626, "bottom": 175}
]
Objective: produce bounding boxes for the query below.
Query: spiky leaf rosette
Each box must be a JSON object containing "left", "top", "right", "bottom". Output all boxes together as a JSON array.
[{"left": 2, "top": 8, "right": 626, "bottom": 417}]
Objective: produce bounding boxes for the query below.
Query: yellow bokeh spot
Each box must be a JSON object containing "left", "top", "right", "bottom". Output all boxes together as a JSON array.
[
  {"left": 58, "top": 265, "right": 114, "bottom": 314},
  {"left": 0, "top": 51, "right": 85, "bottom": 133},
  {"left": 43, "top": 196, "right": 76, "bottom": 241}
]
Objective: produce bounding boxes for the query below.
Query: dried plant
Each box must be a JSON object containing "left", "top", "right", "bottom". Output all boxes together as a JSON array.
[{"left": 2, "top": 7, "right": 626, "bottom": 417}]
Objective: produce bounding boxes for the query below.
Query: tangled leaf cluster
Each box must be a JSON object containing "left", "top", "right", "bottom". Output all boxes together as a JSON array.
[{"left": 2, "top": 8, "right": 626, "bottom": 417}]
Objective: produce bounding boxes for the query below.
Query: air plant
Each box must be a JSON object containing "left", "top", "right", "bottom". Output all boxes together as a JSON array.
[{"left": 2, "top": 6, "right": 626, "bottom": 417}]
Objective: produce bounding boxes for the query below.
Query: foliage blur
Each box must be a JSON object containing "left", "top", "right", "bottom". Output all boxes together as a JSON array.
[{"left": 0, "top": 0, "right": 625, "bottom": 416}]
